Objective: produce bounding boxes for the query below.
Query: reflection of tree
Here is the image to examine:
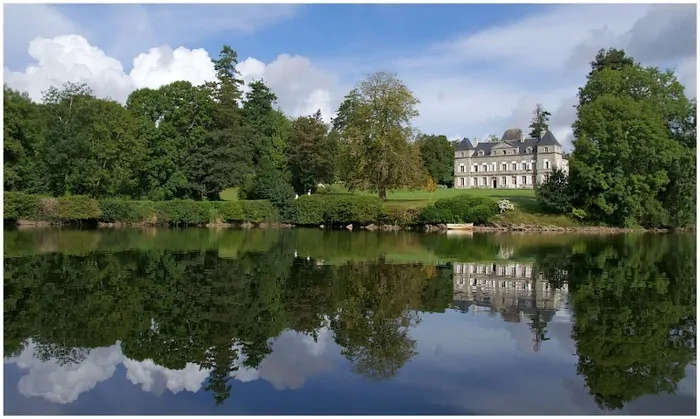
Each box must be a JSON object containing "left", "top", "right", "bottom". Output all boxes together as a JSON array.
[
  {"left": 330, "top": 262, "right": 425, "bottom": 380},
  {"left": 4, "top": 244, "right": 453, "bottom": 405},
  {"left": 537, "top": 235, "right": 696, "bottom": 410},
  {"left": 527, "top": 311, "right": 550, "bottom": 353}
]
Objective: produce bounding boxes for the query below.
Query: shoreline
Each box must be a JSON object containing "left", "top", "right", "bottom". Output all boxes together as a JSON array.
[{"left": 11, "top": 219, "right": 695, "bottom": 234}]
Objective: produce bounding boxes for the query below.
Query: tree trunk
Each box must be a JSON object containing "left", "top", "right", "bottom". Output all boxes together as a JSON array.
[{"left": 378, "top": 185, "right": 387, "bottom": 201}]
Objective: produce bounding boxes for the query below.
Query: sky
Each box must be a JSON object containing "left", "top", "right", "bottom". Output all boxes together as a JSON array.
[{"left": 3, "top": 2, "right": 697, "bottom": 150}]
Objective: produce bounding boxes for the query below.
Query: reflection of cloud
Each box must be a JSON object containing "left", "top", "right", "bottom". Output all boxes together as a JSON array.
[
  {"left": 7, "top": 329, "right": 337, "bottom": 404},
  {"left": 123, "top": 358, "right": 212, "bottom": 396},
  {"left": 231, "top": 326, "right": 335, "bottom": 390},
  {"left": 11, "top": 341, "right": 122, "bottom": 404}
]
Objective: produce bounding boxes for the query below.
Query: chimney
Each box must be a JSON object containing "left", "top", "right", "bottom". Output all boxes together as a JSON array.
[
  {"left": 473, "top": 136, "right": 479, "bottom": 146},
  {"left": 520, "top": 132, "right": 525, "bottom": 142}
]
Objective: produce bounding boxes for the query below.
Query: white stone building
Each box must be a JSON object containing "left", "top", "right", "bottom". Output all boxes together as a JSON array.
[{"left": 453, "top": 128, "right": 569, "bottom": 189}]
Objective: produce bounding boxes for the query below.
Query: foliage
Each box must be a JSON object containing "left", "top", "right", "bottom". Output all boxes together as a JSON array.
[
  {"left": 567, "top": 48, "right": 696, "bottom": 228},
  {"left": 4, "top": 86, "right": 46, "bottom": 193},
  {"left": 419, "top": 195, "right": 500, "bottom": 224},
  {"left": 535, "top": 168, "right": 573, "bottom": 214},
  {"left": 332, "top": 72, "right": 425, "bottom": 200},
  {"left": 417, "top": 134, "right": 454, "bottom": 187},
  {"left": 4, "top": 192, "right": 42, "bottom": 220},
  {"left": 528, "top": 103, "right": 551, "bottom": 139},
  {"left": 288, "top": 110, "right": 336, "bottom": 194},
  {"left": 292, "top": 194, "right": 383, "bottom": 225},
  {"left": 498, "top": 199, "right": 515, "bottom": 213}
]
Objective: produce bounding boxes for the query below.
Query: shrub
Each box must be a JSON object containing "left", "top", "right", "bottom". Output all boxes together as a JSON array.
[
  {"left": 379, "top": 207, "right": 421, "bottom": 226},
  {"left": 99, "top": 199, "right": 156, "bottom": 223},
  {"left": 240, "top": 200, "right": 279, "bottom": 223},
  {"left": 419, "top": 195, "right": 499, "bottom": 224},
  {"left": 153, "top": 200, "right": 213, "bottom": 225},
  {"left": 55, "top": 195, "right": 102, "bottom": 221},
  {"left": 293, "top": 195, "right": 382, "bottom": 225},
  {"left": 536, "top": 168, "right": 573, "bottom": 214},
  {"left": 4, "top": 192, "right": 41, "bottom": 220}
]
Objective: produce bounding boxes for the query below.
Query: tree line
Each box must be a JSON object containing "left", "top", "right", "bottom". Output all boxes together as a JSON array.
[
  {"left": 4, "top": 46, "right": 455, "bottom": 204},
  {"left": 535, "top": 48, "right": 696, "bottom": 228}
]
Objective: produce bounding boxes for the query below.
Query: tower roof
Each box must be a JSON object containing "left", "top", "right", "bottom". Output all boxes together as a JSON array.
[
  {"left": 456, "top": 138, "right": 474, "bottom": 150},
  {"left": 538, "top": 130, "right": 561, "bottom": 146}
]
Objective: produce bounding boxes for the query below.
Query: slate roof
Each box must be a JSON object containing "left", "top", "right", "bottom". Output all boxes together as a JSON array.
[
  {"left": 538, "top": 130, "right": 562, "bottom": 146},
  {"left": 455, "top": 137, "right": 475, "bottom": 151},
  {"left": 465, "top": 128, "right": 560, "bottom": 157}
]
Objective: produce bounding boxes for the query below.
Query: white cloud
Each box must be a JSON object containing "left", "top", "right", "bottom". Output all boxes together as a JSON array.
[
  {"left": 123, "top": 358, "right": 212, "bottom": 396},
  {"left": 4, "top": 34, "right": 338, "bottom": 123}
]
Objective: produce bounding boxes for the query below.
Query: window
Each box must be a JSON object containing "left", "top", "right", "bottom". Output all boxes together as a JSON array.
[
  {"left": 512, "top": 176, "right": 517, "bottom": 185},
  {"left": 459, "top": 177, "right": 465, "bottom": 186},
  {"left": 472, "top": 177, "right": 477, "bottom": 186},
  {"left": 503, "top": 150, "right": 507, "bottom": 155},
  {"left": 501, "top": 176, "right": 507, "bottom": 185},
  {"left": 481, "top": 177, "right": 487, "bottom": 186},
  {"left": 511, "top": 163, "right": 517, "bottom": 171},
  {"left": 482, "top": 163, "right": 488, "bottom": 172},
  {"left": 459, "top": 164, "right": 465, "bottom": 172},
  {"left": 545, "top": 161, "right": 550, "bottom": 169},
  {"left": 544, "top": 147, "right": 549, "bottom": 152},
  {"left": 526, "top": 147, "right": 532, "bottom": 153},
  {"left": 478, "top": 150, "right": 484, "bottom": 156},
  {"left": 522, "top": 175, "right": 527, "bottom": 185},
  {"left": 473, "top": 165, "right": 478, "bottom": 173},
  {"left": 543, "top": 174, "right": 549, "bottom": 182},
  {"left": 460, "top": 152, "right": 464, "bottom": 157},
  {"left": 501, "top": 163, "right": 507, "bottom": 171}
]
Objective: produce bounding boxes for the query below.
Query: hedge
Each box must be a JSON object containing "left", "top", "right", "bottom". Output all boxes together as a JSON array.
[
  {"left": 418, "top": 195, "right": 500, "bottom": 224},
  {"left": 292, "top": 195, "right": 383, "bottom": 225},
  {"left": 4, "top": 192, "right": 278, "bottom": 226}
]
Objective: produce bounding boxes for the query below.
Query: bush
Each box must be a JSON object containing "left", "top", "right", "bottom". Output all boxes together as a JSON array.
[
  {"left": 55, "top": 195, "right": 102, "bottom": 221},
  {"left": 419, "top": 195, "right": 499, "bottom": 224},
  {"left": 240, "top": 200, "right": 279, "bottom": 223},
  {"left": 153, "top": 200, "right": 214, "bottom": 225},
  {"left": 379, "top": 207, "right": 421, "bottom": 226},
  {"left": 99, "top": 199, "right": 156, "bottom": 223},
  {"left": 4, "top": 192, "right": 41, "bottom": 220},
  {"left": 293, "top": 195, "right": 382, "bottom": 225}
]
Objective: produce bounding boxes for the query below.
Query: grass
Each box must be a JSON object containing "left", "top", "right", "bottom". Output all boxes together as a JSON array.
[{"left": 219, "top": 184, "right": 586, "bottom": 227}]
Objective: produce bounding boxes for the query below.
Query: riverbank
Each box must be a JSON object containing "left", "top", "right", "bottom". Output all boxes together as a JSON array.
[{"left": 5, "top": 192, "right": 693, "bottom": 234}]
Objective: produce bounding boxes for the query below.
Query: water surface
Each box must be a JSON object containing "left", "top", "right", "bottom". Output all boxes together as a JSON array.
[{"left": 4, "top": 228, "right": 696, "bottom": 415}]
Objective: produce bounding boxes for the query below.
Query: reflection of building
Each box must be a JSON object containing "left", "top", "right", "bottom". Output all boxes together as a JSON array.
[{"left": 451, "top": 262, "right": 568, "bottom": 321}]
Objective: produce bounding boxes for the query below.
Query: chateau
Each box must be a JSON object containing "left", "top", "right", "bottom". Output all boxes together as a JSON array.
[{"left": 453, "top": 128, "right": 568, "bottom": 189}]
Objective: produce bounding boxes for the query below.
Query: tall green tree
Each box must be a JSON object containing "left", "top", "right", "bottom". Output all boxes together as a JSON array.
[
  {"left": 568, "top": 49, "right": 696, "bottom": 228},
  {"left": 528, "top": 103, "right": 551, "bottom": 139},
  {"left": 4, "top": 85, "right": 46, "bottom": 193},
  {"left": 40, "top": 82, "right": 146, "bottom": 198},
  {"left": 288, "top": 110, "right": 336, "bottom": 194},
  {"left": 417, "top": 134, "right": 454, "bottom": 187},
  {"left": 332, "top": 72, "right": 424, "bottom": 200}
]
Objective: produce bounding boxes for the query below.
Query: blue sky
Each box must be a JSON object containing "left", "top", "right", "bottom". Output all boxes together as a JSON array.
[{"left": 3, "top": 3, "right": 697, "bottom": 149}]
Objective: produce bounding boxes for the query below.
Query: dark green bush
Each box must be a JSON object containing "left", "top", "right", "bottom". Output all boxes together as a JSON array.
[
  {"left": 293, "top": 195, "right": 382, "bottom": 225},
  {"left": 153, "top": 200, "right": 213, "bottom": 225},
  {"left": 240, "top": 200, "right": 278, "bottom": 223},
  {"left": 4, "top": 192, "right": 41, "bottom": 220},
  {"left": 419, "top": 195, "right": 499, "bottom": 224},
  {"left": 99, "top": 199, "right": 156, "bottom": 223}
]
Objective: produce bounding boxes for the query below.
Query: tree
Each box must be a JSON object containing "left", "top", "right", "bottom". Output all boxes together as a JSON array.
[
  {"left": 568, "top": 49, "right": 696, "bottom": 228},
  {"left": 528, "top": 104, "right": 551, "bottom": 139},
  {"left": 424, "top": 177, "right": 438, "bottom": 203},
  {"left": 487, "top": 134, "right": 499, "bottom": 142},
  {"left": 288, "top": 110, "right": 335, "bottom": 194},
  {"left": 332, "top": 72, "right": 424, "bottom": 200},
  {"left": 417, "top": 134, "right": 454, "bottom": 187},
  {"left": 40, "top": 83, "right": 146, "bottom": 198},
  {"left": 535, "top": 167, "right": 572, "bottom": 214},
  {"left": 4, "top": 86, "right": 46, "bottom": 193}
]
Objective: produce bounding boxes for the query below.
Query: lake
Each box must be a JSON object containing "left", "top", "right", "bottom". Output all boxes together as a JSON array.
[{"left": 3, "top": 228, "right": 696, "bottom": 415}]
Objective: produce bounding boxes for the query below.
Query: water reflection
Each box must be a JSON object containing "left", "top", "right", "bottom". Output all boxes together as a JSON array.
[{"left": 3, "top": 229, "right": 696, "bottom": 415}]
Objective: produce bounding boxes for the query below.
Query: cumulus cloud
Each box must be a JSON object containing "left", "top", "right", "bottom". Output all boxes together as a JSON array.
[{"left": 4, "top": 34, "right": 339, "bottom": 123}]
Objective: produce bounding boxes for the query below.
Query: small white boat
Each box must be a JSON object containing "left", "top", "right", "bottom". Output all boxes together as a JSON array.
[{"left": 446, "top": 223, "right": 474, "bottom": 230}]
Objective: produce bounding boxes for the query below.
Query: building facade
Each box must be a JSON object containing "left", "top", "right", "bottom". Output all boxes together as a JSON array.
[{"left": 453, "top": 128, "right": 569, "bottom": 189}]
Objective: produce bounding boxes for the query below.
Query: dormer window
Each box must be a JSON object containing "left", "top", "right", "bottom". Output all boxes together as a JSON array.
[
  {"left": 502, "top": 150, "right": 507, "bottom": 155},
  {"left": 526, "top": 147, "right": 532, "bottom": 154},
  {"left": 478, "top": 150, "right": 484, "bottom": 156},
  {"left": 460, "top": 152, "right": 464, "bottom": 157},
  {"left": 544, "top": 147, "right": 549, "bottom": 152}
]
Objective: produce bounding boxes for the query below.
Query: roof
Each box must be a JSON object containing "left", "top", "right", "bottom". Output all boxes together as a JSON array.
[
  {"left": 455, "top": 138, "right": 474, "bottom": 151},
  {"left": 538, "top": 130, "right": 561, "bottom": 146},
  {"left": 472, "top": 137, "right": 540, "bottom": 157},
  {"left": 501, "top": 128, "right": 523, "bottom": 142}
]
